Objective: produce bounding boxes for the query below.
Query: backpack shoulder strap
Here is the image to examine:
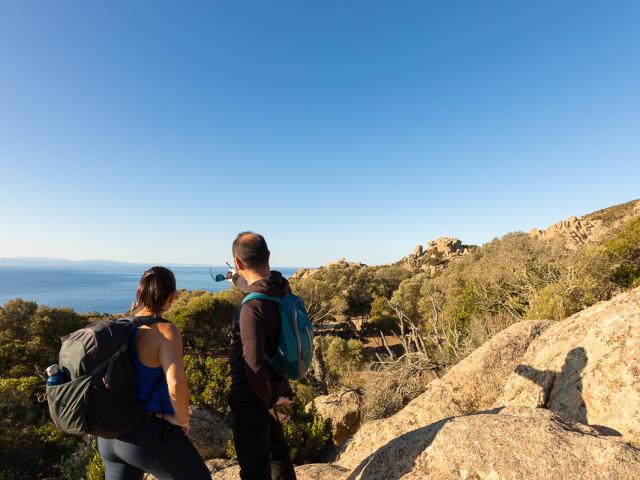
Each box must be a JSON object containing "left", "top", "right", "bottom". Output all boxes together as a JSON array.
[
  {"left": 131, "top": 316, "right": 170, "bottom": 327},
  {"left": 234, "top": 293, "right": 282, "bottom": 329},
  {"left": 241, "top": 292, "right": 281, "bottom": 305}
]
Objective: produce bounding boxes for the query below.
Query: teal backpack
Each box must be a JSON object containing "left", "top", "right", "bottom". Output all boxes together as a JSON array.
[{"left": 239, "top": 293, "right": 313, "bottom": 379}]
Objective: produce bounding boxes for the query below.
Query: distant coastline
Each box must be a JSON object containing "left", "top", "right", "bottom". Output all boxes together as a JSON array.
[
  {"left": 0, "top": 257, "right": 229, "bottom": 268},
  {"left": 0, "top": 259, "right": 299, "bottom": 314}
]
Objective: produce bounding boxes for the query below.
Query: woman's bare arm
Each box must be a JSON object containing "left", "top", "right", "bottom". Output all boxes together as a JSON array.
[{"left": 157, "top": 322, "right": 190, "bottom": 429}]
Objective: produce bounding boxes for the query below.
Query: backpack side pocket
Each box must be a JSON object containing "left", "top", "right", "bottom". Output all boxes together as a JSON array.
[{"left": 46, "top": 374, "right": 92, "bottom": 436}]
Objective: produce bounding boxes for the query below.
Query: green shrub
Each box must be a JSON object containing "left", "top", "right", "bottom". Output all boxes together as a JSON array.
[
  {"left": 0, "top": 376, "right": 42, "bottom": 424},
  {"left": 58, "top": 441, "right": 97, "bottom": 480},
  {"left": 368, "top": 296, "right": 398, "bottom": 334},
  {"left": 320, "top": 335, "right": 364, "bottom": 389},
  {"left": 166, "top": 293, "right": 235, "bottom": 355},
  {"left": 613, "top": 264, "right": 640, "bottom": 288},
  {"left": 0, "top": 340, "right": 31, "bottom": 377},
  {"left": 0, "top": 300, "right": 87, "bottom": 376},
  {"left": 282, "top": 400, "right": 332, "bottom": 464},
  {"left": 289, "top": 378, "right": 316, "bottom": 407},
  {"left": 86, "top": 449, "right": 105, "bottom": 480},
  {"left": 184, "top": 354, "right": 231, "bottom": 417},
  {"left": 0, "top": 422, "right": 78, "bottom": 479},
  {"left": 0, "top": 376, "right": 81, "bottom": 479},
  {"left": 605, "top": 216, "right": 640, "bottom": 288}
]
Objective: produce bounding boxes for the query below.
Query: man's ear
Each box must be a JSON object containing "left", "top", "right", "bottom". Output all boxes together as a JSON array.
[{"left": 234, "top": 257, "right": 245, "bottom": 271}]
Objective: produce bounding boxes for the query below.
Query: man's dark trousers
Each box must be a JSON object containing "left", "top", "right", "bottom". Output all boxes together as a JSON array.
[{"left": 230, "top": 394, "right": 296, "bottom": 480}]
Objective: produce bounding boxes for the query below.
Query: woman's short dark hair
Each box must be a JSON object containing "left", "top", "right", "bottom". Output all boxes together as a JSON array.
[
  {"left": 136, "top": 266, "right": 176, "bottom": 315},
  {"left": 232, "top": 232, "right": 270, "bottom": 269}
]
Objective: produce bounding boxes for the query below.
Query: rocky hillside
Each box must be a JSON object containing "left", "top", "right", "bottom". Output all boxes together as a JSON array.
[
  {"left": 394, "top": 237, "right": 476, "bottom": 274},
  {"left": 217, "top": 287, "right": 640, "bottom": 479},
  {"left": 293, "top": 199, "right": 639, "bottom": 279},
  {"left": 529, "top": 198, "right": 640, "bottom": 249}
]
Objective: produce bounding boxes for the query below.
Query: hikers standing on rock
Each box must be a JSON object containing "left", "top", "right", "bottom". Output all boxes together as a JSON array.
[
  {"left": 97, "top": 266, "right": 210, "bottom": 480},
  {"left": 228, "top": 232, "right": 297, "bottom": 480}
]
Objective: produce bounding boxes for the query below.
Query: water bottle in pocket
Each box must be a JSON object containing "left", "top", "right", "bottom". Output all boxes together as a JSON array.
[{"left": 46, "top": 364, "right": 69, "bottom": 386}]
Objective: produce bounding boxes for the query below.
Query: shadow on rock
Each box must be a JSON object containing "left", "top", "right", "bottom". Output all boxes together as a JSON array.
[
  {"left": 515, "top": 346, "right": 621, "bottom": 436},
  {"left": 515, "top": 347, "right": 588, "bottom": 422},
  {"left": 347, "top": 408, "right": 504, "bottom": 480}
]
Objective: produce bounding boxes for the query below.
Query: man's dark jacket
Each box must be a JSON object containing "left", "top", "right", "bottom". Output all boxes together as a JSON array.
[{"left": 228, "top": 271, "right": 292, "bottom": 409}]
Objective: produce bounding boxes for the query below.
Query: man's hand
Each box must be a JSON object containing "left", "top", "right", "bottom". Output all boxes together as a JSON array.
[
  {"left": 269, "top": 396, "right": 293, "bottom": 423},
  {"left": 225, "top": 268, "right": 237, "bottom": 282}
]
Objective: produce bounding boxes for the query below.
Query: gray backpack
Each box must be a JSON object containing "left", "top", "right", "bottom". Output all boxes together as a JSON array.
[{"left": 47, "top": 317, "right": 166, "bottom": 438}]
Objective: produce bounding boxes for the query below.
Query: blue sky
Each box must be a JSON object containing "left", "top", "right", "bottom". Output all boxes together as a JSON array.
[{"left": 0, "top": 1, "right": 638, "bottom": 267}]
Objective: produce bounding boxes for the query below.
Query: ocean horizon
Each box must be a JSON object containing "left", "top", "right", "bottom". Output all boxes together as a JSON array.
[{"left": 0, "top": 261, "right": 300, "bottom": 314}]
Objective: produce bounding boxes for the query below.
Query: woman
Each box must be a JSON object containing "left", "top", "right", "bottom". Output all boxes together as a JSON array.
[{"left": 97, "top": 266, "right": 210, "bottom": 480}]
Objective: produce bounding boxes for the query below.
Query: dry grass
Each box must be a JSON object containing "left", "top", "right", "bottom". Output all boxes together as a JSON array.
[{"left": 362, "top": 354, "right": 438, "bottom": 421}]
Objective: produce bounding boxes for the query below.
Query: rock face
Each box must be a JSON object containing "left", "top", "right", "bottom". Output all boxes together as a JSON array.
[
  {"left": 349, "top": 407, "right": 640, "bottom": 480},
  {"left": 335, "top": 320, "right": 551, "bottom": 469},
  {"left": 498, "top": 288, "right": 640, "bottom": 445},
  {"left": 216, "top": 463, "right": 349, "bottom": 480},
  {"left": 529, "top": 215, "right": 608, "bottom": 249},
  {"left": 288, "top": 267, "right": 314, "bottom": 281},
  {"left": 309, "top": 389, "right": 362, "bottom": 445},
  {"left": 292, "top": 463, "right": 349, "bottom": 480},
  {"left": 205, "top": 458, "right": 237, "bottom": 474},
  {"left": 289, "top": 259, "right": 368, "bottom": 281},
  {"left": 187, "top": 406, "right": 232, "bottom": 460},
  {"left": 397, "top": 237, "right": 476, "bottom": 274},
  {"left": 529, "top": 199, "right": 640, "bottom": 249}
]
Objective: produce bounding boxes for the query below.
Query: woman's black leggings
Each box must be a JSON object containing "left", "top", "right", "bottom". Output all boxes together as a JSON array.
[{"left": 97, "top": 415, "right": 210, "bottom": 480}]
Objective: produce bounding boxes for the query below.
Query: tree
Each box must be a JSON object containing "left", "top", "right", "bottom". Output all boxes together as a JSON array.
[
  {"left": 0, "top": 299, "right": 89, "bottom": 377},
  {"left": 165, "top": 293, "right": 235, "bottom": 355}
]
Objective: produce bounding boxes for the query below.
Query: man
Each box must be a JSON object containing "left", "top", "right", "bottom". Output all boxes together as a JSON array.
[{"left": 228, "top": 232, "right": 296, "bottom": 480}]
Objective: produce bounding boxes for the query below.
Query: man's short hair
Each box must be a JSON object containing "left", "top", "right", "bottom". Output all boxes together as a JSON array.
[{"left": 232, "top": 232, "right": 270, "bottom": 269}]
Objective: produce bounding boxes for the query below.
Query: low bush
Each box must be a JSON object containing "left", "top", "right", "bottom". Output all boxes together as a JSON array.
[
  {"left": 166, "top": 292, "right": 235, "bottom": 355},
  {"left": 282, "top": 399, "right": 333, "bottom": 464},
  {"left": 184, "top": 354, "right": 231, "bottom": 417},
  {"left": 321, "top": 335, "right": 364, "bottom": 389},
  {"left": 605, "top": 216, "right": 640, "bottom": 288},
  {"left": 0, "top": 300, "right": 88, "bottom": 376},
  {"left": 85, "top": 449, "right": 105, "bottom": 480},
  {"left": 368, "top": 296, "right": 399, "bottom": 334},
  {"left": 58, "top": 441, "right": 97, "bottom": 480},
  {"left": 0, "top": 376, "right": 80, "bottom": 478},
  {"left": 289, "top": 378, "right": 316, "bottom": 407}
]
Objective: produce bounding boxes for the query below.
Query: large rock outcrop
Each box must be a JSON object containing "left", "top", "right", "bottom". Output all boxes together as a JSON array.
[
  {"left": 349, "top": 407, "right": 640, "bottom": 480},
  {"left": 309, "top": 389, "right": 363, "bottom": 445},
  {"left": 336, "top": 288, "right": 640, "bottom": 477},
  {"left": 289, "top": 259, "right": 367, "bottom": 281},
  {"left": 498, "top": 288, "right": 640, "bottom": 445},
  {"left": 216, "top": 463, "right": 349, "bottom": 480},
  {"left": 529, "top": 199, "right": 640, "bottom": 249},
  {"left": 397, "top": 237, "right": 476, "bottom": 274},
  {"left": 335, "top": 320, "right": 551, "bottom": 469},
  {"left": 187, "top": 406, "right": 232, "bottom": 460}
]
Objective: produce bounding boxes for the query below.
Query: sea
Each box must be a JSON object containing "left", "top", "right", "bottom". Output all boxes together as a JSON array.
[{"left": 0, "top": 261, "right": 299, "bottom": 314}]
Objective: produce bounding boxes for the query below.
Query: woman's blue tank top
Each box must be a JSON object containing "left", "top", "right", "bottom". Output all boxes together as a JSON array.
[{"left": 129, "top": 321, "right": 174, "bottom": 415}]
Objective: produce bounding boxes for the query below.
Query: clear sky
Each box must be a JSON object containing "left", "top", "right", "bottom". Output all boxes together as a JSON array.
[{"left": 0, "top": 1, "right": 638, "bottom": 267}]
